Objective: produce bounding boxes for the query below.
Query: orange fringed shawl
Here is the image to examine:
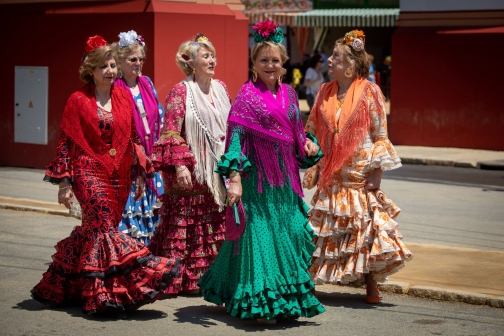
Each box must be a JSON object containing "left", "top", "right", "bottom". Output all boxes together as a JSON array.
[{"left": 312, "top": 78, "right": 374, "bottom": 188}]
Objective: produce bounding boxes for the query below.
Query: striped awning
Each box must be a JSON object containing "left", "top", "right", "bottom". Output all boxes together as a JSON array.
[
  {"left": 295, "top": 8, "right": 400, "bottom": 27},
  {"left": 244, "top": 12, "right": 299, "bottom": 26}
]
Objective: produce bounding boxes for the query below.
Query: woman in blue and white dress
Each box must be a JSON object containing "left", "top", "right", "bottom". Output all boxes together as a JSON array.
[{"left": 113, "top": 30, "right": 164, "bottom": 245}]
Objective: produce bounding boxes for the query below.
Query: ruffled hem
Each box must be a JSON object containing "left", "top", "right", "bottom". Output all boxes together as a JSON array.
[
  {"left": 119, "top": 178, "right": 162, "bottom": 245},
  {"left": 368, "top": 139, "right": 402, "bottom": 171},
  {"left": 215, "top": 151, "right": 252, "bottom": 175},
  {"left": 43, "top": 174, "right": 72, "bottom": 185},
  {"left": 31, "top": 226, "right": 180, "bottom": 315},
  {"left": 308, "top": 187, "right": 412, "bottom": 284},
  {"left": 151, "top": 133, "right": 195, "bottom": 170},
  {"left": 148, "top": 191, "right": 225, "bottom": 294},
  {"left": 200, "top": 274, "right": 325, "bottom": 319}
]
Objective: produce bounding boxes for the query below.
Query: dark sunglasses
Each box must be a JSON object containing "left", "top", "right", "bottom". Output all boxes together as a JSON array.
[{"left": 127, "top": 57, "right": 145, "bottom": 63}]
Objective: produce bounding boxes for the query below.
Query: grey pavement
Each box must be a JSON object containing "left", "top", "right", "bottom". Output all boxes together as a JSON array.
[
  {"left": 1, "top": 208, "right": 504, "bottom": 336},
  {"left": 1, "top": 152, "right": 504, "bottom": 308}
]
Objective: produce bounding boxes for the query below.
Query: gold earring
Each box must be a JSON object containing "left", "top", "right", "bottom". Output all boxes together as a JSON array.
[
  {"left": 252, "top": 67, "right": 257, "bottom": 82},
  {"left": 344, "top": 68, "right": 353, "bottom": 78},
  {"left": 192, "top": 68, "right": 196, "bottom": 75}
]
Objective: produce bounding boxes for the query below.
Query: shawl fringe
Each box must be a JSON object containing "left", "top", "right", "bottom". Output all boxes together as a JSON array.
[
  {"left": 59, "top": 84, "right": 133, "bottom": 176},
  {"left": 317, "top": 81, "right": 372, "bottom": 189}
]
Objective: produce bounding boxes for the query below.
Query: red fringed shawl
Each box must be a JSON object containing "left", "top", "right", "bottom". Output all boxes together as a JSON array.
[
  {"left": 59, "top": 84, "right": 133, "bottom": 176},
  {"left": 314, "top": 78, "right": 373, "bottom": 188}
]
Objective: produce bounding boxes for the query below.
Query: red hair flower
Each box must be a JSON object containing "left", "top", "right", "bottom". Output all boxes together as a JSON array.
[
  {"left": 252, "top": 20, "right": 279, "bottom": 38},
  {"left": 85, "top": 35, "right": 107, "bottom": 53}
]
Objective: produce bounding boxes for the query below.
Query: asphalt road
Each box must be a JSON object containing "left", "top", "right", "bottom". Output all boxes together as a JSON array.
[
  {"left": 1, "top": 208, "right": 503, "bottom": 336},
  {"left": 383, "top": 164, "right": 504, "bottom": 189},
  {"left": 301, "top": 165, "right": 504, "bottom": 252}
]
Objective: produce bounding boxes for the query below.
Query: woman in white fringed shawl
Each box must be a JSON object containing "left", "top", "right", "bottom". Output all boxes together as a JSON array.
[{"left": 148, "top": 33, "right": 231, "bottom": 295}]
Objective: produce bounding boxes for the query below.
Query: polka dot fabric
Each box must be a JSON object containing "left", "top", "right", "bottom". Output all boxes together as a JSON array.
[{"left": 199, "top": 130, "right": 325, "bottom": 320}]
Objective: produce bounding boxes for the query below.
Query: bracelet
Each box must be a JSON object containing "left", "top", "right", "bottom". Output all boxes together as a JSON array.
[
  {"left": 59, "top": 185, "right": 71, "bottom": 190},
  {"left": 229, "top": 170, "right": 240, "bottom": 178}
]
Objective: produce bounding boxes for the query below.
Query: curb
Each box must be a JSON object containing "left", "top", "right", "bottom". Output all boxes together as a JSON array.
[
  {"left": 378, "top": 281, "right": 504, "bottom": 308},
  {"left": 400, "top": 157, "right": 476, "bottom": 168},
  {"left": 400, "top": 157, "right": 504, "bottom": 170},
  {"left": 0, "top": 203, "right": 71, "bottom": 217}
]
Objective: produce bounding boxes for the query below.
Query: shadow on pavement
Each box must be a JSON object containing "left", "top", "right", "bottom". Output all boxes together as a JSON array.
[
  {"left": 173, "top": 304, "right": 321, "bottom": 332},
  {"left": 315, "top": 290, "right": 397, "bottom": 309},
  {"left": 14, "top": 299, "right": 168, "bottom": 321}
]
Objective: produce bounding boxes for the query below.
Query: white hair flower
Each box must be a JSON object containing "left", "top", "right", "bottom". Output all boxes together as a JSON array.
[{"left": 118, "top": 30, "right": 145, "bottom": 48}]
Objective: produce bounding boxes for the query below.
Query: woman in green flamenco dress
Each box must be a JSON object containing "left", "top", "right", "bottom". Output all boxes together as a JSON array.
[{"left": 198, "top": 20, "right": 325, "bottom": 324}]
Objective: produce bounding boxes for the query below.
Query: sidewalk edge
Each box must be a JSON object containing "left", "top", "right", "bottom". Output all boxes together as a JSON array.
[
  {"left": 379, "top": 282, "right": 504, "bottom": 308},
  {"left": 0, "top": 204, "right": 71, "bottom": 218}
]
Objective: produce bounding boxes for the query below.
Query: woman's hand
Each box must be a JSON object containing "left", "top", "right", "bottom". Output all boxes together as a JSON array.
[
  {"left": 176, "top": 165, "right": 193, "bottom": 190},
  {"left": 135, "top": 175, "right": 145, "bottom": 201},
  {"left": 58, "top": 183, "right": 73, "bottom": 210},
  {"left": 304, "top": 139, "right": 319, "bottom": 157},
  {"left": 227, "top": 174, "right": 242, "bottom": 207},
  {"left": 364, "top": 168, "right": 383, "bottom": 190}
]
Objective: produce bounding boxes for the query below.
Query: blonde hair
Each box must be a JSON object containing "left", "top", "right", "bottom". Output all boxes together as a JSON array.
[
  {"left": 79, "top": 45, "right": 116, "bottom": 84},
  {"left": 335, "top": 38, "right": 370, "bottom": 78},
  {"left": 176, "top": 39, "right": 217, "bottom": 76},
  {"left": 251, "top": 41, "right": 289, "bottom": 64},
  {"left": 111, "top": 42, "right": 146, "bottom": 62}
]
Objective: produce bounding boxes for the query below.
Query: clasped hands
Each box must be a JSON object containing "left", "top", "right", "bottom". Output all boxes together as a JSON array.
[{"left": 304, "top": 139, "right": 319, "bottom": 157}]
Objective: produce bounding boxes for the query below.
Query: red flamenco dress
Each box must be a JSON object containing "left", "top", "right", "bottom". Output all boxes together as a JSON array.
[
  {"left": 31, "top": 85, "right": 179, "bottom": 315},
  {"left": 148, "top": 83, "right": 226, "bottom": 294}
]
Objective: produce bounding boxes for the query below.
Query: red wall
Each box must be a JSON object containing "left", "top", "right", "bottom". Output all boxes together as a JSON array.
[
  {"left": 389, "top": 27, "right": 504, "bottom": 150},
  {"left": 151, "top": 2, "right": 249, "bottom": 102},
  {"left": 0, "top": 1, "right": 248, "bottom": 169}
]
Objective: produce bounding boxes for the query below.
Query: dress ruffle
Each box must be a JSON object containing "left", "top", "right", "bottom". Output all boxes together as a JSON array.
[
  {"left": 309, "top": 186, "right": 412, "bottom": 284},
  {"left": 148, "top": 191, "right": 225, "bottom": 294},
  {"left": 119, "top": 172, "right": 163, "bottom": 245},
  {"left": 199, "top": 219, "right": 325, "bottom": 320},
  {"left": 368, "top": 138, "right": 402, "bottom": 171},
  {"left": 200, "top": 274, "right": 325, "bottom": 320},
  {"left": 151, "top": 134, "right": 195, "bottom": 170},
  {"left": 215, "top": 151, "right": 252, "bottom": 175},
  {"left": 31, "top": 225, "right": 179, "bottom": 315}
]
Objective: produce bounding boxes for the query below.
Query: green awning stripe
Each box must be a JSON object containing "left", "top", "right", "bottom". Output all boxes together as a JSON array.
[{"left": 295, "top": 8, "right": 399, "bottom": 27}]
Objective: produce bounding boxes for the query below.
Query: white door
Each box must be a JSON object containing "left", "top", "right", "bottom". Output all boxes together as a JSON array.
[{"left": 14, "top": 66, "right": 48, "bottom": 145}]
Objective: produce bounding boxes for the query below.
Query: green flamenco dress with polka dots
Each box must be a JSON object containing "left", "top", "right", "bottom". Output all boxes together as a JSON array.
[{"left": 198, "top": 130, "right": 325, "bottom": 320}]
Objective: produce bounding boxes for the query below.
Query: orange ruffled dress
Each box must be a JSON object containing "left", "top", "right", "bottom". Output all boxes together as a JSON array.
[{"left": 304, "top": 82, "right": 412, "bottom": 285}]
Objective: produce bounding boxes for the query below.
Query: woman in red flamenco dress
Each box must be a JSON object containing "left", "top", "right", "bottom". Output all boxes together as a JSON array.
[{"left": 30, "top": 36, "right": 179, "bottom": 317}]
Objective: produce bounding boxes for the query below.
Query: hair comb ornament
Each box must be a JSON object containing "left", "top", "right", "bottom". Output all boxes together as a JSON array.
[
  {"left": 252, "top": 20, "right": 283, "bottom": 44},
  {"left": 195, "top": 33, "right": 208, "bottom": 43},
  {"left": 344, "top": 30, "right": 365, "bottom": 51},
  {"left": 181, "top": 54, "right": 191, "bottom": 61},
  {"left": 118, "top": 30, "right": 145, "bottom": 48}
]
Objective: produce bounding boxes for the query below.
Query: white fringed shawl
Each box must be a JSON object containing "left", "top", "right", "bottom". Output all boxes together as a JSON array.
[{"left": 183, "top": 77, "right": 231, "bottom": 211}]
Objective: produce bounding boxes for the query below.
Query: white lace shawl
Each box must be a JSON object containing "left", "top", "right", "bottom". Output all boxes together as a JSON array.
[{"left": 183, "top": 77, "right": 231, "bottom": 211}]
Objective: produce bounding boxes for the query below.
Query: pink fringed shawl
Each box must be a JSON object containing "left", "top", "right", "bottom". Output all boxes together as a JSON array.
[{"left": 227, "top": 79, "right": 306, "bottom": 196}]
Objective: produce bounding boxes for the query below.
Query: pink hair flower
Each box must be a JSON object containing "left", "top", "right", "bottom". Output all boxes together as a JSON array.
[{"left": 252, "top": 20, "right": 279, "bottom": 37}]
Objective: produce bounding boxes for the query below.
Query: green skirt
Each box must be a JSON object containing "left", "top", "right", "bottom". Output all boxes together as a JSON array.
[{"left": 199, "top": 179, "right": 325, "bottom": 320}]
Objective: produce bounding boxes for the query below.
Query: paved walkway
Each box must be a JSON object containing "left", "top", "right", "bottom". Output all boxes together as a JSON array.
[{"left": 1, "top": 151, "right": 503, "bottom": 308}]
